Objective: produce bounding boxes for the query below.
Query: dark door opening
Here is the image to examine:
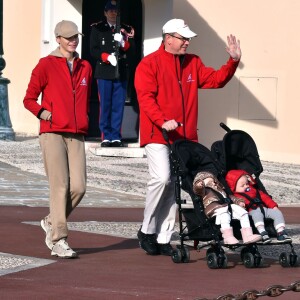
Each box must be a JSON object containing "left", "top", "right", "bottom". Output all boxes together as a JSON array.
[{"left": 81, "top": 0, "right": 142, "bottom": 141}]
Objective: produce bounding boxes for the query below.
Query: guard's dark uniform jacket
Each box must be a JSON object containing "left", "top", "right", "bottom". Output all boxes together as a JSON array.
[{"left": 90, "top": 20, "right": 134, "bottom": 81}]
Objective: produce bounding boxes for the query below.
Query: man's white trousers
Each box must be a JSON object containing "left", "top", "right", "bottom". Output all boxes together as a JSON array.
[{"left": 142, "top": 143, "right": 177, "bottom": 243}]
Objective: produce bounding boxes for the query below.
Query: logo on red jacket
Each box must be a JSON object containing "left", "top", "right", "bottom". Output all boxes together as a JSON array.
[
  {"left": 187, "top": 74, "right": 194, "bottom": 83},
  {"left": 80, "top": 77, "right": 87, "bottom": 86}
]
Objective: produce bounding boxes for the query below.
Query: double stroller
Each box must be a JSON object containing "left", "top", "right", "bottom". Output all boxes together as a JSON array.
[{"left": 165, "top": 123, "right": 299, "bottom": 268}]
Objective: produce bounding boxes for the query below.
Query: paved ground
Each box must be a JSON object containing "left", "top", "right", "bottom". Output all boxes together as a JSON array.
[
  {"left": 1, "top": 136, "right": 300, "bottom": 205},
  {"left": 0, "top": 137, "right": 300, "bottom": 299}
]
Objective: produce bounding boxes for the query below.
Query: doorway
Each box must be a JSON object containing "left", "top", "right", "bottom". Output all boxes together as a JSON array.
[{"left": 82, "top": 0, "right": 143, "bottom": 141}]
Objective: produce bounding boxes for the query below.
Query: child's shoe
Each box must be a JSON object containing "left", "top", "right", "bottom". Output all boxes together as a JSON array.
[
  {"left": 260, "top": 231, "right": 272, "bottom": 244},
  {"left": 277, "top": 230, "right": 292, "bottom": 243},
  {"left": 240, "top": 227, "right": 262, "bottom": 244},
  {"left": 221, "top": 227, "right": 239, "bottom": 245}
]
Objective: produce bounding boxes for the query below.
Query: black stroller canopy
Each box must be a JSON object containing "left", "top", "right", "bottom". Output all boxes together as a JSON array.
[
  {"left": 172, "top": 139, "right": 221, "bottom": 178},
  {"left": 221, "top": 130, "right": 263, "bottom": 177},
  {"left": 171, "top": 139, "right": 226, "bottom": 194}
]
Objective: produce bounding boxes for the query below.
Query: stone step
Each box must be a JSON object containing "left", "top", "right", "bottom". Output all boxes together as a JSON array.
[{"left": 86, "top": 141, "right": 145, "bottom": 158}]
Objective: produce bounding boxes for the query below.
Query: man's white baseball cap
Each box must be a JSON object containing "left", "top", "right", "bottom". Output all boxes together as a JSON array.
[{"left": 162, "top": 19, "right": 197, "bottom": 38}]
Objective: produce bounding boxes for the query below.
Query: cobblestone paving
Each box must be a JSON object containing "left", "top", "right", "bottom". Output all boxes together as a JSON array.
[
  {"left": 0, "top": 137, "right": 299, "bottom": 277},
  {"left": 0, "top": 137, "right": 299, "bottom": 205},
  {"left": 0, "top": 161, "right": 144, "bottom": 208},
  {"left": 0, "top": 252, "right": 54, "bottom": 276}
]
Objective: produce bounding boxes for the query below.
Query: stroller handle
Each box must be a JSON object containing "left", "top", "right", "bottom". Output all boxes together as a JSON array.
[
  {"left": 220, "top": 122, "right": 231, "bottom": 132},
  {"left": 162, "top": 122, "right": 182, "bottom": 144},
  {"left": 162, "top": 128, "right": 169, "bottom": 143}
]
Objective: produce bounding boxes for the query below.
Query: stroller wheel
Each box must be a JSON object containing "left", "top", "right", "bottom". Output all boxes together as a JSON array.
[
  {"left": 182, "top": 246, "right": 190, "bottom": 263},
  {"left": 243, "top": 252, "right": 255, "bottom": 268},
  {"left": 240, "top": 247, "right": 249, "bottom": 261},
  {"left": 279, "top": 252, "right": 290, "bottom": 267},
  {"left": 207, "top": 252, "right": 227, "bottom": 269},
  {"left": 254, "top": 255, "right": 264, "bottom": 268},
  {"left": 207, "top": 252, "right": 219, "bottom": 269},
  {"left": 219, "top": 254, "right": 228, "bottom": 269},
  {"left": 289, "top": 253, "right": 299, "bottom": 267},
  {"left": 241, "top": 245, "right": 263, "bottom": 268},
  {"left": 206, "top": 247, "right": 227, "bottom": 269},
  {"left": 171, "top": 248, "right": 182, "bottom": 263}
]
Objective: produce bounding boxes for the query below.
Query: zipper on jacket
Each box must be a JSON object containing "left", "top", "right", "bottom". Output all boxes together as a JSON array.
[
  {"left": 73, "top": 86, "right": 77, "bottom": 133},
  {"left": 175, "top": 55, "right": 186, "bottom": 138},
  {"left": 50, "top": 103, "right": 53, "bottom": 128},
  {"left": 150, "top": 124, "right": 154, "bottom": 139},
  {"left": 67, "top": 58, "right": 78, "bottom": 133}
]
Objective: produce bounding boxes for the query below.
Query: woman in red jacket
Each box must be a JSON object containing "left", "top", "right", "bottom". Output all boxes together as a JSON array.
[
  {"left": 23, "top": 20, "right": 92, "bottom": 258},
  {"left": 134, "top": 18, "right": 241, "bottom": 256},
  {"left": 225, "top": 169, "right": 292, "bottom": 243}
]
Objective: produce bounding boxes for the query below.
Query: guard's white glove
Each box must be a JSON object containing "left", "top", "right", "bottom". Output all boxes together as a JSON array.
[
  {"left": 114, "top": 33, "right": 125, "bottom": 47},
  {"left": 107, "top": 54, "right": 117, "bottom": 66}
]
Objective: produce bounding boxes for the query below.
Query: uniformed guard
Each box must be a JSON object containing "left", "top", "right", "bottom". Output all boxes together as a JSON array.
[{"left": 90, "top": 0, "right": 135, "bottom": 147}]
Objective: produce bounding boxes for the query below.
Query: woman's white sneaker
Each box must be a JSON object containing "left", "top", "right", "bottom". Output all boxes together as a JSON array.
[
  {"left": 51, "top": 239, "right": 78, "bottom": 258},
  {"left": 40, "top": 218, "right": 54, "bottom": 250}
]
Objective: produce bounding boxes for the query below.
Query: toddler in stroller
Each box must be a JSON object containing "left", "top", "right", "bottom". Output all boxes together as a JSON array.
[
  {"left": 225, "top": 169, "right": 292, "bottom": 244},
  {"left": 210, "top": 122, "right": 299, "bottom": 267},
  {"left": 193, "top": 171, "right": 261, "bottom": 245}
]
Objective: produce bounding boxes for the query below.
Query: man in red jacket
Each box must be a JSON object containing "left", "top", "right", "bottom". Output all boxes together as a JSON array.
[
  {"left": 134, "top": 19, "right": 241, "bottom": 256},
  {"left": 24, "top": 20, "right": 92, "bottom": 258}
]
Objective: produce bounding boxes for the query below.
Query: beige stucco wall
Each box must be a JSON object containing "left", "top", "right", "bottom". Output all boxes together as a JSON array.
[
  {"left": 142, "top": 0, "right": 172, "bottom": 55},
  {"left": 3, "top": 0, "right": 82, "bottom": 136},
  {"left": 3, "top": 0, "right": 300, "bottom": 163},
  {"left": 173, "top": 0, "right": 300, "bottom": 164},
  {"left": 3, "top": 0, "right": 42, "bottom": 134}
]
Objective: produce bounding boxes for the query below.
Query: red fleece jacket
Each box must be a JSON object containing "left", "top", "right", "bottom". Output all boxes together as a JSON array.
[
  {"left": 134, "top": 43, "right": 239, "bottom": 146},
  {"left": 23, "top": 51, "right": 92, "bottom": 135},
  {"left": 225, "top": 169, "right": 278, "bottom": 211}
]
